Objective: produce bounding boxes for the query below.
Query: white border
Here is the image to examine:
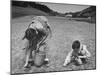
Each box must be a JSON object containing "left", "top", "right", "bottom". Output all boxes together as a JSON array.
[{"left": 0, "top": 0, "right": 99, "bottom": 75}]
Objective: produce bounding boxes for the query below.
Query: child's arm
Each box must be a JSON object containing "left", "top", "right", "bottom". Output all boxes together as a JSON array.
[
  {"left": 46, "top": 22, "right": 52, "bottom": 39},
  {"left": 47, "top": 25, "right": 52, "bottom": 39},
  {"left": 63, "top": 51, "right": 72, "bottom": 66},
  {"left": 36, "top": 34, "right": 47, "bottom": 52},
  {"left": 79, "top": 45, "right": 91, "bottom": 58}
]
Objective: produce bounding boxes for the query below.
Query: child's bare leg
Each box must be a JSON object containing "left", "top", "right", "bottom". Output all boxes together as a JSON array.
[
  {"left": 24, "top": 49, "right": 31, "bottom": 68},
  {"left": 28, "top": 49, "right": 33, "bottom": 62},
  {"left": 23, "top": 40, "right": 30, "bottom": 68},
  {"left": 43, "top": 43, "right": 49, "bottom": 62},
  {"left": 31, "top": 50, "right": 36, "bottom": 62}
]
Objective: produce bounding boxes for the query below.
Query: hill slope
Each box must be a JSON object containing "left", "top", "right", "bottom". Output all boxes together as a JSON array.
[
  {"left": 12, "top": 6, "right": 48, "bottom": 18},
  {"left": 72, "top": 6, "right": 96, "bottom": 18}
]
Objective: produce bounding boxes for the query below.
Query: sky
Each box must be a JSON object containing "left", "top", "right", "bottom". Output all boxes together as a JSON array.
[{"left": 40, "top": 2, "right": 90, "bottom": 13}]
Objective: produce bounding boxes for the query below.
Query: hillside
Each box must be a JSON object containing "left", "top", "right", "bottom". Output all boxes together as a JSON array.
[
  {"left": 11, "top": 1, "right": 57, "bottom": 18},
  {"left": 12, "top": 6, "right": 48, "bottom": 18},
  {"left": 80, "top": 6, "right": 96, "bottom": 17},
  {"left": 66, "top": 6, "right": 96, "bottom": 23},
  {"left": 72, "top": 6, "right": 96, "bottom": 18}
]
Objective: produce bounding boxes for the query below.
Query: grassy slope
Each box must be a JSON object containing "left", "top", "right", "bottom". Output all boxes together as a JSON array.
[
  {"left": 12, "top": 6, "right": 48, "bottom": 18},
  {"left": 11, "top": 16, "right": 96, "bottom": 74}
]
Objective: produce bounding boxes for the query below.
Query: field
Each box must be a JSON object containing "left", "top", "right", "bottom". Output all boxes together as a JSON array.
[{"left": 11, "top": 16, "right": 96, "bottom": 74}]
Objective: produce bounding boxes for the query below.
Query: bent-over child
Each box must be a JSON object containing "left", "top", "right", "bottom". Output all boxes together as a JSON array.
[{"left": 22, "top": 16, "right": 52, "bottom": 68}]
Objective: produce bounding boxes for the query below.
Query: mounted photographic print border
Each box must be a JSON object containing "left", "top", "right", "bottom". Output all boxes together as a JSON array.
[{"left": 11, "top": 0, "right": 96, "bottom": 74}]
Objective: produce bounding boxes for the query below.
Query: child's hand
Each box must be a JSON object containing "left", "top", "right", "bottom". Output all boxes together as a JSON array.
[
  {"left": 63, "top": 63, "right": 68, "bottom": 67},
  {"left": 72, "top": 54, "right": 79, "bottom": 59}
]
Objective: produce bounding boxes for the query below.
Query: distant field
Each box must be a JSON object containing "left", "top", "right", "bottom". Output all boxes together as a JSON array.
[
  {"left": 65, "top": 17, "right": 95, "bottom": 23},
  {"left": 11, "top": 16, "right": 96, "bottom": 74}
]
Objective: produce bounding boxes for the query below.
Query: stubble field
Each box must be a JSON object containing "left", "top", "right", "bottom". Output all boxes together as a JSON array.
[{"left": 11, "top": 16, "right": 96, "bottom": 74}]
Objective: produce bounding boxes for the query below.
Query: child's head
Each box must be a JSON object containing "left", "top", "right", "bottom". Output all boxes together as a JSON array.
[{"left": 72, "top": 40, "right": 80, "bottom": 52}]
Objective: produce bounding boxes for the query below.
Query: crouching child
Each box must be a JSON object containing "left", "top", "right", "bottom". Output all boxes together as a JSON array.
[{"left": 63, "top": 40, "right": 91, "bottom": 66}]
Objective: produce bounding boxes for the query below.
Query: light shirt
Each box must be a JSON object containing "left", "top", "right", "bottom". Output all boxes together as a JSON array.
[{"left": 63, "top": 44, "right": 91, "bottom": 65}]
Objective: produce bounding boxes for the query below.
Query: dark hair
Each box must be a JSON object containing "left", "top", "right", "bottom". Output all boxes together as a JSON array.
[
  {"left": 72, "top": 40, "right": 80, "bottom": 49},
  {"left": 22, "top": 28, "right": 38, "bottom": 50},
  {"left": 22, "top": 28, "right": 37, "bottom": 40},
  {"left": 22, "top": 28, "right": 47, "bottom": 50}
]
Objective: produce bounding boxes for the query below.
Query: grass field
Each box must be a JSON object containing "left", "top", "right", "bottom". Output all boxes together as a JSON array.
[{"left": 11, "top": 16, "right": 96, "bottom": 74}]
